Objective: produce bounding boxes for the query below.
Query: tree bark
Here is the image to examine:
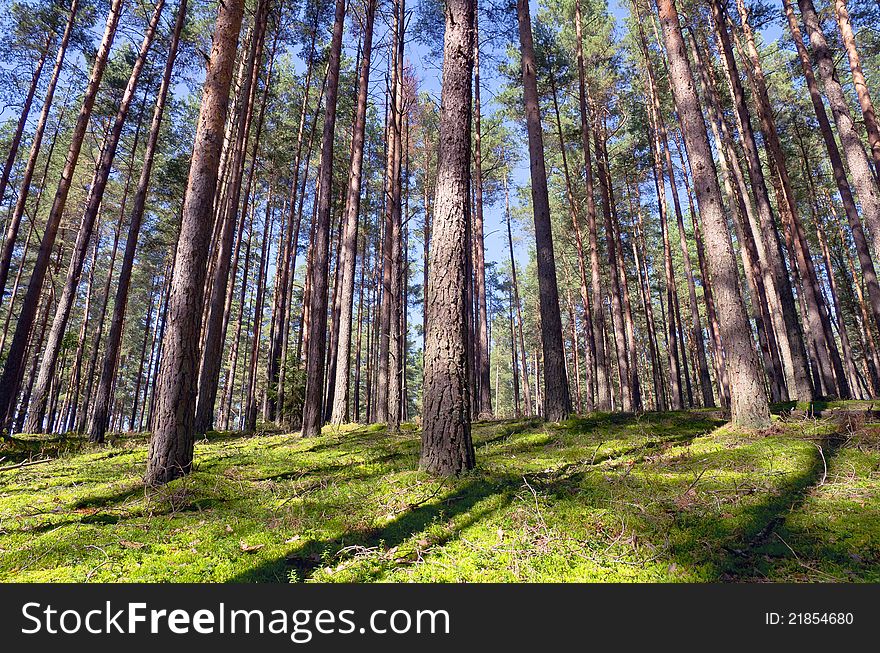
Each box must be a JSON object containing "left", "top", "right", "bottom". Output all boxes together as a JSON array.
[
  {"left": 146, "top": 0, "right": 245, "bottom": 484},
  {"left": 833, "top": 0, "right": 880, "bottom": 180},
  {"left": 516, "top": 0, "right": 571, "bottom": 421},
  {"left": 300, "top": 0, "right": 346, "bottom": 438},
  {"left": 420, "top": 0, "right": 476, "bottom": 475},
  {"left": 88, "top": 0, "right": 187, "bottom": 443},
  {"left": 26, "top": 0, "right": 165, "bottom": 433},
  {"left": 655, "top": 0, "right": 770, "bottom": 428}
]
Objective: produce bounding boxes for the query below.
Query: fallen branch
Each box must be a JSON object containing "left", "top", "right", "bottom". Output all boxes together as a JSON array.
[{"left": 0, "top": 458, "right": 53, "bottom": 472}]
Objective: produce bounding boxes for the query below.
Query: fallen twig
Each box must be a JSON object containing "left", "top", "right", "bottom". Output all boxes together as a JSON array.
[{"left": 0, "top": 458, "right": 53, "bottom": 472}]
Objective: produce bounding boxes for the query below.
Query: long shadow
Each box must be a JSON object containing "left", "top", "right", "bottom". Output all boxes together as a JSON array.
[
  {"left": 228, "top": 475, "right": 518, "bottom": 583},
  {"left": 674, "top": 430, "right": 848, "bottom": 581}
]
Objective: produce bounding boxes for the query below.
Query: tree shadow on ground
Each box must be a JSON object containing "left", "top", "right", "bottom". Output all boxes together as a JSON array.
[{"left": 228, "top": 475, "right": 518, "bottom": 583}]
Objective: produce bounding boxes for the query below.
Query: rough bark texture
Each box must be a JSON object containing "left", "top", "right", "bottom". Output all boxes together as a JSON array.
[
  {"left": 420, "top": 0, "right": 476, "bottom": 476},
  {"left": 146, "top": 0, "right": 245, "bottom": 485},
  {"left": 833, "top": 0, "right": 880, "bottom": 179},
  {"left": 655, "top": 0, "right": 770, "bottom": 429}
]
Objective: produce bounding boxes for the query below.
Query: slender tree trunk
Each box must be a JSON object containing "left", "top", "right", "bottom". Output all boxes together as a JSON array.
[
  {"left": 0, "top": 0, "right": 123, "bottom": 432},
  {"left": 88, "top": 0, "right": 187, "bottom": 442},
  {"left": 26, "top": 0, "right": 165, "bottom": 433},
  {"left": 504, "top": 176, "right": 533, "bottom": 416},
  {"left": 548, "top": 73, "right": 594, "bottom": 413},
  {"left": 655, "top": 0, "right": 770, "bottom": 428},
  {"left": 708, "top": 8, "right": 813, "bottom": 401},
  {"left": 300, "top": 0, "right": 346, "bottom": 438},
  {"left": 731, "top": 0, "right": 847, "bottom": 398},
  {"left": 245, "top": 195, "right": 273, "bottom": 431},
  {"left": 329, "top": 0, "right": 376, "bottom": 425},
  {"left": 516, "top": 0, "right": 571, "bottom": 421},
  {"left": 575, "top": 1, "right": 609, "bottom": 411},
  {"left": 472, "top": 4, "right": 491, "bottom": 418},
  {"left": 796, "top": 0, "right": 880, "bottom": 317},
  {"left": 146, "top": 0, "right": 245, "bottom": 484}
]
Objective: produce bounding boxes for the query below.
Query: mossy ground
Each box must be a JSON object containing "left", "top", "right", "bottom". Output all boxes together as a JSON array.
[{"left": 1, "top": 406, "right": 878, "bottom": 582}]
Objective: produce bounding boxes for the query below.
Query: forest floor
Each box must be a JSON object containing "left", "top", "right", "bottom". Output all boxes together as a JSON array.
[{"left": 1, "top": 402, "right": 879, "bottom": 582}]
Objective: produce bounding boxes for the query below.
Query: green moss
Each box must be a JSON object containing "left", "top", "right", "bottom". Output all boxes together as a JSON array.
[{"left": 1, "top": 405, "right": 877, "bottom": 582}]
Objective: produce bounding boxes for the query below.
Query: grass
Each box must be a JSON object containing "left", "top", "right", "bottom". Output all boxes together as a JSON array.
[{"left": 0, "top": 407, "right": 878, "bottom": 582}]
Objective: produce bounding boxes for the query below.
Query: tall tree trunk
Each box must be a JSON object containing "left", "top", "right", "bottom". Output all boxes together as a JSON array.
[
  {"left": 795, "top": 0, "right": 880, "bottom": 316},
  {"left": 548, "top": 71, "right": 594, "bottom": 413},
  {"left": 708, "top": 8, "right": 813, "bottom": 401},
  {"left": 26, "top": 0, "right": 165, "bottom": 433},
  {"left": 245, "top": 194, "right": 273, "bottom": 431},
  {"left": 88, "top": 0, "right": 187, "bottom": 443},
  {"left": 655, "top": 0, "right": 770, "bottom": 428},
  {"left": 0, "top": 0, "right": 123, "bottom": 432},
  {"left": 145, "top": 0, "right": 245, "bottom": 484},
  {"left": 472, "top": 4, "right": 491, "bottom": 418},
  {"left": 633, "top": 11, "right": 684, "bottom": 409},
  {"left": 330, "top": 0, "right": 376, "bottom": 425},
  {"left": 505, "top": 175, "right": 532, "bottom": 416},
  {"left": 782, "top": 0, "right": 880, "bottom": 345},
  {"left": 592, "top": 116, "right": 632, "bottom": 411},
  {"left": 575, "top": 0, "right": 608, "bottom": 410},
  {"left": 195, "top": 0, "right": 269, "bottom": 434},
  {"left": 690, "top": 28, "right": 787, "bottom": 401},
  {"left": 516, "top": 0, "right": 571, "bottom": 421},
  {"left": 300, "top": 0, "right": 346, "bottom": 438},
  {"left": 731, "top": 0, "right": 847, "bottom": 398},
  {"left": 420, "top": 0, "right": 476, "bottom": 474}
]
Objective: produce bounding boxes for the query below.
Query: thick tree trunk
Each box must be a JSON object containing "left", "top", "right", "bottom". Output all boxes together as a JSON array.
[
  {"left": 655, "top": 0, "right": 770, "bottom": 429},
  {"left": 195, "top": 0, "right": 269, "bottom": 434},
  {"left": 145, "top": 0, "right": 245, "bottom": 485},
  {"left": 516, "top": 0, "right": 571, "bottom": 421},
  {"left": 420, "top": 0, "right": 476, "bottom": 475},
  {"left": 0, "top": 0, "right": 122, "bottom": 432}
]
